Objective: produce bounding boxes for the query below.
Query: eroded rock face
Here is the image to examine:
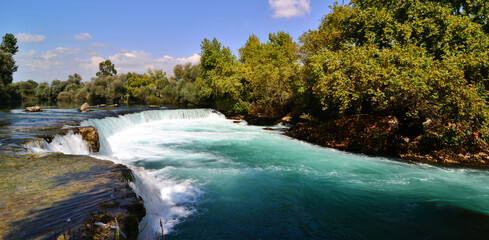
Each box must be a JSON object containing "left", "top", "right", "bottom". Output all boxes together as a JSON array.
[
  {"left": 80, "top": 102, "right": 90, "bottom": 112},
  {"left": 74, "top": 126, "right": 100, "bottom": 152},
  {"left": 286, "top": 115, "right": 400, "bottom": 156},
  {"left": 25, "top": 106, "right": 42, "bottom": 112}
]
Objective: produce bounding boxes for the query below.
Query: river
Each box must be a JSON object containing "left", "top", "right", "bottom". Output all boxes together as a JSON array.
[{"left": 5, "top": 108, "right": 489, "bottom": 239}]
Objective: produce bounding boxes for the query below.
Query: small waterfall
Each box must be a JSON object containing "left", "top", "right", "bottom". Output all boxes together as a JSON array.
[
  {"left": 78, "top": 108, "right": 223, "bottom": 237},
  {"left": 81, "top": 108, "right": 222, "bottom": 139},
  {"left": 22, "top": 131, "right": 91, "bottom": 155},
  {"left": 129, "top": 170, "right": 202, "bottom": 237}
]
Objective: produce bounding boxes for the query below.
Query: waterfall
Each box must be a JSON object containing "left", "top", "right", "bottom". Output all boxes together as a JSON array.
[
  {"left": 80, "top": 108, "right": 222, "bottom": 139},
  {"left": 22, "top": 131, "right": 91, "bottom": 155},
  {"left": 22, "top": 108, "right": 225, "bottom": 238}
]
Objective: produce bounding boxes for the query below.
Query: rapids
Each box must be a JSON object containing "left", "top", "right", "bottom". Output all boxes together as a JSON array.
[{"left": 71, "top": 109, "right": 489, "bottom": 239}]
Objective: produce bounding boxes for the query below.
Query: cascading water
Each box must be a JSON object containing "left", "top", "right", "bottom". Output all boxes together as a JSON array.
[
  {"left": 22, "top": 131, "right": 91, "bottom": 155},
  {"left": 23, "top": 108, "right": 489, "bottom": 239}
]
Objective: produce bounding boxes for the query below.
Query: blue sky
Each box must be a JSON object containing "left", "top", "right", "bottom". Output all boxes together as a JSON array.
[{"left": 1, "top": 0, "right": 335, "bottom": 83}]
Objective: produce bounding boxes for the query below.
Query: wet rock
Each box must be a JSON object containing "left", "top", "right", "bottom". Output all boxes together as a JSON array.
[
  {"left": 227, "top": 115, "right": 244, "bottom": 120},
  {"left": 148, "top": 105, "right": 160, "bottom": 109},
  {"left": 281, "top": 114, "right": 293, "bottom": 124},
  {"left": 74, "top": 126, "right": 100, "bottom": 152},
  {"left": 25, "top": 106, "right": 42, "bottom": 112},
  {"left": 286, "top": 114, "right": 400, "bottom": 156},
  {"left": 244, "top": 114, "right": 280, "bottom": 126},
  {"left": 233, "top": 120, "right": 241, "bottom": 124},
  {"left": 108, "top": 104, "right": 118, "bottom": 107},
  {"left": 80, "top": 102, "right": 90, "bottom": 112},
  {"left": 263, "top": 127, "right": 274, "bottom": 131},
  {"left": 97, "top": 104, "right": 107, "bottom": 107}
]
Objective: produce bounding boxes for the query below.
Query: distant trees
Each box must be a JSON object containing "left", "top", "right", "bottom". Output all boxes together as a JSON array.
[{"left": 96, "top": 59, "right": 117, "bottom": 77}]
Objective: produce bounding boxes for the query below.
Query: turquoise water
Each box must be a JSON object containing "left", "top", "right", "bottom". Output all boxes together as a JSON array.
[{"left": 80, "top": 109, "right": 489, "bottom": 239}]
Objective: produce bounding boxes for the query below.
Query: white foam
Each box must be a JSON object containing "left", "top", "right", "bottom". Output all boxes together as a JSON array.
[
  {"left": 22, "top": 131, "right": 91, "bottom": 155},
  {"left": 129, "top": 169, "right": 202, "bottom": 238}
]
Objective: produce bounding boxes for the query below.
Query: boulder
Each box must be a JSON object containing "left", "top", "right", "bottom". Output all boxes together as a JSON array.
[
  {"left": 108, "top": 104, "right": 118, "bottom": 107},
  {"left": 281, "top": 115, "right": 292, "bottom": 123},
  {"left": 80, "top": 102, "right": 90, "bottom": 112},
  {"left": 25, "top": 106, "right": 42, "bottom": 112},
  {"left": 97, "top": 104, "right": 107, "bottom": 107},
  {"left": 148, "top": 105, "right": 160, "bottom": 109},
  {"left": 75, "top": 126, "right": 100, "bottom": 152}
]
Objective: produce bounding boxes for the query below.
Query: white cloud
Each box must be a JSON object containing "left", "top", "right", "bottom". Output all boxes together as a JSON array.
[
  {"left": 74, "top": 33, "right": 92, "bottom": 41},
  {"left": 269, "top": 0, "right": 311, "bottom": 18},
  {"left": 92, "top": 42, "right": 110, "bottom": 48},
  {"left": 108, "top": 50, "right": 200, "bottom": 74},
  {"left": 16, "top": 33, "right": 46, "bottom": 43}
]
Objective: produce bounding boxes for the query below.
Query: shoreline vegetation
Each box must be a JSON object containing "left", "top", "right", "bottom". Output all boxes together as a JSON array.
[{"left": 2, "top": 1, "right": 489, "bottom": 167}]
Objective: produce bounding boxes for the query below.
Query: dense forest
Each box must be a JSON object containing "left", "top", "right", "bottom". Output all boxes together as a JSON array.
[{"left": 1, "top": 0, "right": 489, "bottom": 157}]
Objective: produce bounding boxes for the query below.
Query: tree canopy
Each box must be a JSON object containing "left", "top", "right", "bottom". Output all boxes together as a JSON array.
[{"left": 96, "top": 59, "right": 117, "bottom": 77}]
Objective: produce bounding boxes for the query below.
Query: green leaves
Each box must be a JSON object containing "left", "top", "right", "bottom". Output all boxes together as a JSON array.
[
  {"left": 96, "top": 59, "right": 117, "bottom": 77},
  {"left": 300, "top": 0, "right": 489, "bottom": 150}
]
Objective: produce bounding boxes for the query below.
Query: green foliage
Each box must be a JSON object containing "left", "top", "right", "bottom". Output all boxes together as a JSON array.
[
  {"left": 239, "top": 32, "right": 299, "bottom": 116},
  {"left": 300, "top": 0, "right": 489, "bottom": 151},
  {"left": 0, "top": 33, "right": 18, "bottom": 55},
  {"left": 197, "top": 38, "right": 243, "bottom": 113},
  {"left": 96, "top": 59, "right": 117, "bottom": 77},
  {"left": 172, "top": 63, "right": 201, "bottom": 106}
]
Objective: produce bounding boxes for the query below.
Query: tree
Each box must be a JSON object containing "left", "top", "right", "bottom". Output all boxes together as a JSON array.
[
  {"left": 0, "top": 33, "right": 18, "bottom": 55},
  {"left": 239, "top": 32, "right": 299, "bottom": 116},
  {"left": 197, "top": 38, "right": 243, "bottom": 113},
  {"left": 0, "top": 33, "right": 18, "bottom": 86},
  {"left": 300, "top": 0, "right": 489, "bottom": 150},
  {"left": 96, "top": 59, "right": 117, "bottom": 77}
]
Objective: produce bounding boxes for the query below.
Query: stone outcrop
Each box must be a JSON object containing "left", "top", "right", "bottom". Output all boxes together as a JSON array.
[
  {"left": 1, "top": 155, "right": 145, "bottom": 240},
  {"left": 25, "top": 106, "right": 42, "bottom": 112},
  {"left": 285, "top": 114, "right": 489, "bottom": 167},
  {"left": 80, "top": 102, "right": 90, "bottom": 112},
  {"left": 244, "top": 114, "right": 281, "bottom": 126},
  {"left": 286, "top": 115, "right": 401, "bottom": 156},
  {"left": 73, "top": 126, "right": 100, "bottom": 152}
]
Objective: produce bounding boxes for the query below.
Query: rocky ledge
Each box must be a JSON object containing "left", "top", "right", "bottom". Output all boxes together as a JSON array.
[
  {"left": 286, "top": 115, "right": 489, "bottom": 168},
  {"left": 0, "top": 154, "right": 145, "bottom": 240}
]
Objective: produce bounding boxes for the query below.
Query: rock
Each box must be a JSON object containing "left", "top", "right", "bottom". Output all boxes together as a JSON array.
[
  {"left": 227, "top": 115, "right": 244, "bottom": 120},
  {"left": 80, "top": 102, "right": 90, "bottom": 112},
  {"left": 281, "top": 114, "right": 293, "bottom": 123},
  {"left": 244, "top": 114, "right": 280, "bottom": 126},
  {"left": 25, "top": 106, "right": 42, "bottom": 112},
  {"left": 148, "top": 105, "right": 160, "bottom": 109},
  {"left": 388, "top": 116, "right": 399, "bottom": 131},
  {"left": 422, "top": 118, "right": 433, "bottom": 133},
  {"left": 108, "top": 104, "right": 118, "bottom": 107},
  {"left": 263, "top": 127, "right": 274, "bottom": 131},
  {"left": 76, "top": 126, "right": 100, "bottom": 152},
  {"left": 233, "top": 120, "right": 241, "bottom": 123},
  {"left": 97, "top": 104, "right": 107, "bottom": 107}
]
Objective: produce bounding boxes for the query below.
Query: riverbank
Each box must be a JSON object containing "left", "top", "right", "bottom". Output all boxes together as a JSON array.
[
  {"left": 0, "top": 153, "right": 145, "bottom": 239},
  {"left": 283, "top": 115, "right": 489, "bottom": 168}
]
